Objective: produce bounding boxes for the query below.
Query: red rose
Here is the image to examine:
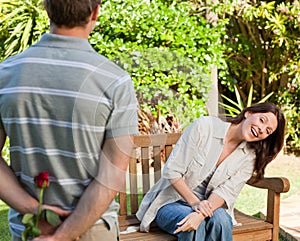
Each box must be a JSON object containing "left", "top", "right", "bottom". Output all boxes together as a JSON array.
[
  {"left": 23, "top": 171, "right": 57, "bottom": 240},
  {"left": 34, "top": 172, "right": 49, "bottom": 188}
]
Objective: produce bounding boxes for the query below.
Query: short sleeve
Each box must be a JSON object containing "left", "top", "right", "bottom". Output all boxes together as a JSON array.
[{"left": 105, "top": 74, "right": 139, "bottom": 138}]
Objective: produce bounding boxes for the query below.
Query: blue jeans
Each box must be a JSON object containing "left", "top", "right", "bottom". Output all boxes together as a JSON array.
[{"left": 155, "top": 201, "right": 233, "bottom": 241}]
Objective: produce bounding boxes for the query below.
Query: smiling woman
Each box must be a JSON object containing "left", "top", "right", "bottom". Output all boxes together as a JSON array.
[{"left": 136, "top": 102, "right": 286, "bottom": 241}]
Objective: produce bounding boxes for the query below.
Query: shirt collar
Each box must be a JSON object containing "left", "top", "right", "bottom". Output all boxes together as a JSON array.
[
  {"left": 34, "top": 33, "right": 95, "bottom": 52},
  {"left": 213, "top": 118, "right": 248, "bottom": 151},
  {"left": 212, "top": 118, "right": 230, "bottom": 139}
]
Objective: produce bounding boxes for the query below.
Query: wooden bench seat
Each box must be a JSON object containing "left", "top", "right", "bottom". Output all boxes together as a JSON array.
[{"left": 118, "top": 133, "right": 290, "bottom": 241}]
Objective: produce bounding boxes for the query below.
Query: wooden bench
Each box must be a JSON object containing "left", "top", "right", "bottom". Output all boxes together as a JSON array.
[{"left": 118, "top": 133, "right": 290, "bottom": 241}]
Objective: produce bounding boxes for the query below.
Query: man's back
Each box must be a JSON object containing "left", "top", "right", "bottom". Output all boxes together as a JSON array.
[
  {"left": 0, "top": 1, "right": 138, "bottom": 240},
  {"left": 0, "top": 33, "right": 138, "bottom": 238}
]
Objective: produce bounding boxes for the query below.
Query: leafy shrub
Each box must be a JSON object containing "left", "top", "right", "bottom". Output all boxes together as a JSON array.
[
  {"left": 91, "top": 0, "right": 228, "bottom": 128},
  {"left": 0, "top": 0, "right": 228, "bottom": 129},
  {"left": 1, "top": 0, "right": 298, "bottom": 153},
  {"left": 212, "top": 0, "right": 300, "bottom": 153},
  {"left": 278, "top": 89, "right": 300, "bottom": 154},
  {"left": 0, "top": 0, "right": 48, "bottom": 60}
]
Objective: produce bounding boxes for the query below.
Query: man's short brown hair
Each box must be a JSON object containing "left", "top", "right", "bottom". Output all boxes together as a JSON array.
[{"left": 44, "top": 0, "right": 101, "bottom": 28}]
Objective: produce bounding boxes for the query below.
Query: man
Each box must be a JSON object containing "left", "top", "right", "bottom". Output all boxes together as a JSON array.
[{"left": 0, "top": 0, "right": 138, "bottom": 240}]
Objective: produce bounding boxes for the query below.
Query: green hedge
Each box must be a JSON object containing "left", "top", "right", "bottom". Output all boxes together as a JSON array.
[
  {"left": 90, "top": 0, "right": 227, "bottom": 126},
  {"left": 0, "top": 0, "right": 299, "bottom": 152},
  {"left": 212, "top": 0, "right": 300, "bottom": 153}
]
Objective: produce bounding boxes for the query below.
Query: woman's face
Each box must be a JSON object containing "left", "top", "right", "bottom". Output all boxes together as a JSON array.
[{"left": 242, "top": 111, "right": 278, "bottom": 142}]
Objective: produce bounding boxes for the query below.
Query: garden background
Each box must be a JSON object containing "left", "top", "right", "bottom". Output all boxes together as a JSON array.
[{"left": 0, "top": 0, "right": 299, "bottom": 240}]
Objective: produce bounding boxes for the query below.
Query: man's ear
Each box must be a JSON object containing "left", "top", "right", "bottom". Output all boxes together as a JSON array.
[{"left": 91, "top": 5, "right": 100, "bottom": 21}]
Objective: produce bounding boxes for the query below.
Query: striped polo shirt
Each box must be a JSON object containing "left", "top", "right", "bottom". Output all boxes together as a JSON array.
[{"left": 0, "top": 33, "right": 138, "bottom": 237}]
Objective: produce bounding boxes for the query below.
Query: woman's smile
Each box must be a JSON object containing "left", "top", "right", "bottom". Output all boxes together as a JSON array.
[{"left": 251, "top": 127, "right": 258, "bottom": 138}]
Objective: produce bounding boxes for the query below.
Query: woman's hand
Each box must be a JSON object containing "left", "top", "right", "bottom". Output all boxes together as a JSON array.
[
  {"left": 191, "top": 200, "right": 213, "bottom": 218},
  {"left": 173, "top": 212, "right": 205, "bottom": 234}
]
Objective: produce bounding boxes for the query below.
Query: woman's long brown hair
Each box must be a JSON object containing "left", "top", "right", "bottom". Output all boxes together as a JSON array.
[{"left": 227, "top": 102, "right": 286, "bottom": 180}]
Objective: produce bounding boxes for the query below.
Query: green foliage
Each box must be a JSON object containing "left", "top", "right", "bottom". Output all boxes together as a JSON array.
[
  {"left": 0, "top": 0, "right": 48, "bottom": 61},
  {"left": 212, "top": 0, "right": 300, "bottom": 94},
  {"left": 219, "top": 84, "right": 273, "bottom": 117},
  {"left": 277, "top": 89, "right": 300, "bottom": 154},
  {"left": 210, "top": 0, "right": 300, "bottom": 153},
  {"left": 90, "top": 0, "right": 228, "bottom": 127},
  {"left": 115, "top": 48, "right": 211, "bottom": 126},
  {"left": 0, "top": 0, "right": 228, "bottom": 129},
  {"left": 2, "top": 138, "right": 10, "bottom": 164},
  {"left": 0, "top": 0, "right": 299, "bottom": 151}
]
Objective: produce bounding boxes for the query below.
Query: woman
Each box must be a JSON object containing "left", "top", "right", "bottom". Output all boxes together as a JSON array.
[{"left": 136, "top": 102, "right": 285, "bottom": 241}]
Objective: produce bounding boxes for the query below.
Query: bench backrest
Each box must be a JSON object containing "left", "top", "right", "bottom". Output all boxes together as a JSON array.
[{"left": 119, "top": 133, "right": 181, "bottom": 216}]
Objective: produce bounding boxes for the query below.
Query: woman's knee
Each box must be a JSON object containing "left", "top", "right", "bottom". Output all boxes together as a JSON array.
[
  {"left": 208, "top": 208, "right": 233, "bottom": 230},
  {"left": 177, "top": 230, "right": 195, "bottom": 241},
  {"left": 155, "top": 202, "right": 194, "bottom": 234}
]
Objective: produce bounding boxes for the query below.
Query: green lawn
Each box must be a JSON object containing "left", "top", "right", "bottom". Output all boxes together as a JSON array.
[
  {"left": 235, "top": 153, "right": 300, "bottom": 216},
  {"left": 0, "top": 200, "right": 11, "bottom": 241},
  {"left": 235, "top": 153, "right": 300, "bottom": 241}
]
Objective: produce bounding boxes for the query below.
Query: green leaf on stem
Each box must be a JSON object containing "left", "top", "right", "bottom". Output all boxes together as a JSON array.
[
  {"left": 31, "top": 226, "right": 41, "bottom": 237},
  {"left": 22, "top": 213, "right": 35, "bottom": 225},
  {"left": 42, "top": 209, "right": 60, "bottom": 227},
  {"left": 22, "top": 227, "right": 30, "bottom": 241}
]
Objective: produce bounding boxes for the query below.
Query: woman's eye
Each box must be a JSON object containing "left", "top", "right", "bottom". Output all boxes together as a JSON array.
[{"left": 260, "top": 118, "right": 264, "bottom": 123}]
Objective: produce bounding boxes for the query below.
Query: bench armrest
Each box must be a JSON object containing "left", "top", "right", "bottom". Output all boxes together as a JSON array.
[
  {"left": 246, "top": 175, "right": 290, "bottom": 241},
  {"left": 246, "top": 176, "right": 290, "bottom": 193}
]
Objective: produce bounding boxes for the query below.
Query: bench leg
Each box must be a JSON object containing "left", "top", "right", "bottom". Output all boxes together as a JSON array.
[{"left": 266, "top": 190, "right": 280, "bottom": 241}]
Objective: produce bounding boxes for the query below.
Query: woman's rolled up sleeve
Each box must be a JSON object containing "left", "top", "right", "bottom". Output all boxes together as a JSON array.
[{"left": 212, "top": 155, "right": 255, "bottom": 210}]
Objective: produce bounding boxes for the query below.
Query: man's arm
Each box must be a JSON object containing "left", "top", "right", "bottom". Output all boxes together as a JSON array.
[
  {"left": 35, "top": 135, "right": 134, "bottom": 241},
  {"left": 0, "top": 129, "right": 39, "bottom": 214}
]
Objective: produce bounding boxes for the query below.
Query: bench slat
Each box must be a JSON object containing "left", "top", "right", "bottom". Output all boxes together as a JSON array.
[
  {"left": 119, "top": 210, "right": 273, "bottom": 241},
  {"left": 233, "top": 209, "right": 273, "bottom": 233},
  {"left": 129, "top": 154, "right": 138, "bottom": 214},
  {"left": 133, "top": 133, "right": 181, "bottom": 147},
  {"left": 119, "top": 230, "right": 177, "bottom": 241},
  {"left": 119, "top": 192, "right": 127, "bottom": 216},
  {"left": 141, "top": 147, "right": 150, "bottom": 195},
  {"left": 153, "top": 145, "right": 162, "bottom": 182}
]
